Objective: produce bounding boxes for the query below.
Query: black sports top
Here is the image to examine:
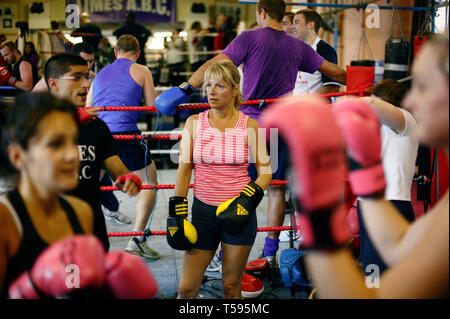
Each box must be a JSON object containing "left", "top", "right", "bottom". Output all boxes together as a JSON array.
[{"left": 1, "top": 189, "right": 85, "bottom": 298}]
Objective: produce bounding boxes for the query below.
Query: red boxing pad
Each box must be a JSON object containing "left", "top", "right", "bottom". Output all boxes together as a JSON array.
[{"left": 346, "top": 66, "right": 374, "bottom": 94}]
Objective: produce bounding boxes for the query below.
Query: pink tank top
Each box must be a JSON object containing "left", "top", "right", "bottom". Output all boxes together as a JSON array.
[{"left": 193, "top": 110, "right": 251, "bottom": 206}]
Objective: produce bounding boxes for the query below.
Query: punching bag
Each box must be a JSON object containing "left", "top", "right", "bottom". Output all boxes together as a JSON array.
[
  {"left": 383, "top": 38, "right": 410, "bottom": 81},
  {"left": 384, "top": 2, "right": 410, "bottom": 81}
]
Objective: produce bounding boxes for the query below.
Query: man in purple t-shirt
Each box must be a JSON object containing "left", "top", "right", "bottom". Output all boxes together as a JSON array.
[{"left": 156, "top": 0, "right": 347, "bottom": 268}]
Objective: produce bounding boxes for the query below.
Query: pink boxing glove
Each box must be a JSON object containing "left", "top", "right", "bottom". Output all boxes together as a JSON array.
[
  {"left": 261, "top": 95, "right": 351, "bottom": 250},
  {"left": 9, "top": 235, "right": 106, "bottom": 299},
  {"left": 104, "top": 251, "right": 158, "bottom": 299},
  {"left": 332, "top": 98, "right": 386, "bottom": 198}
]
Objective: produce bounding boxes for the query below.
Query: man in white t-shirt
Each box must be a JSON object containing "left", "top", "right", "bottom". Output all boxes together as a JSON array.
[
  {"left": 358, "top": 79, "right": 419, "bottom": 274},
  {"left": 291, "top": 9, "right": 340, "bottom": 96}
]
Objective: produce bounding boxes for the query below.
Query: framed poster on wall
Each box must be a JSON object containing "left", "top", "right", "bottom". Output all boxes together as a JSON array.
[{"left": 0, "top": 4, "right": 17, "bottom": 32}]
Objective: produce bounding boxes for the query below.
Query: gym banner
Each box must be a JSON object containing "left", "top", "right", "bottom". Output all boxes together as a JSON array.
[{"left": 66, "top": 0, "right": 175, "bottom": 23}]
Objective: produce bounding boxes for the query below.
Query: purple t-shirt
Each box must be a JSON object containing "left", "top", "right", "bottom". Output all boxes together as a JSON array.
[{"left": 223, "top": 27, "right": 324, "bottom": 120}]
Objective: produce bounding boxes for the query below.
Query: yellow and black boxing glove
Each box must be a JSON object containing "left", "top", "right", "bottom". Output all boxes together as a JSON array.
[
  {"left": 216, "top": 182, "right": 264, "bottom": 235},
  {"left": 166, "top": 196, "right": 198, "bottom": 250}
]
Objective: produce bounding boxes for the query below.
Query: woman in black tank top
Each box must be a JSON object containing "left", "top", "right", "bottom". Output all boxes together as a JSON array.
[{"left": 0, "top": 94, "right": 93, "bottom": 297}]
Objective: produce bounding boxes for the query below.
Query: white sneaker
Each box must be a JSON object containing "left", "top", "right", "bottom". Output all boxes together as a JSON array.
[
  {"left": 206, "top": 252, "right": 222, "bottom": 273},
  {"left": 102, "top": 206, "right": 132, "bottom": 225},
  {"left": 279, "top": 230, "right": 300, "bottom": 243},
  {"left": 125, "top": 237, "right": 160, "bottom": 260}
]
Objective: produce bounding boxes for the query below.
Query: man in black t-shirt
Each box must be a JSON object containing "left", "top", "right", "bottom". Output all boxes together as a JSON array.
[
  {"left": 71, "top": 12, "right": 102, "bottom": 53},
  {"left": 44, "top": 53, "right": 141, "bottom": 250},
  {"left": 113, "top": 13, "right": 151, "bottom": 65}
]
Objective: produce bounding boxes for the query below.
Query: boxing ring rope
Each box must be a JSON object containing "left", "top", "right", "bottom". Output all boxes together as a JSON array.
[
  {"left": 82, "top": 87, "right": 369, "bottom": 114},
  {"left": 108, "top": 226, "right": 293, "bottom": 238}
]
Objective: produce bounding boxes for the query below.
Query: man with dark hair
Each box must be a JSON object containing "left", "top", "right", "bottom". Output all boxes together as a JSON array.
[
  {"left": 45, "top": 53, "right": 141, "bottom": 251},
  {"left": 32, "top": 42, "right": 97, "bottom": 93},
  {"left": 113, "top": 12, "right": 152, "bottom": 65},
  {"left": 71, "top": 42, "right": 96, "bottom": 76},
  {"left": 87, "top": 35, "right": 161, "bottom": 260},
  {"left": 292, "top": 9, "right": 340, "bottom": 96},
  {"left": 217, "top": 13, "right": 236, "bottom": 47},
  {"left": 0, "top": 40, "right": 38, "bottom": 91},
  {"left": 156, "top": 0, "right": 347, "bottom": 270},
  {"left": 282, "top": 12, "right": 295, "bottom": 35}
]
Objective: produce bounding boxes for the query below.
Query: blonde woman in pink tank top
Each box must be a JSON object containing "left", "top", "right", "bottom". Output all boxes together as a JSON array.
[{"left": 171, "top": 60, "right": 272, "bottom": 299}]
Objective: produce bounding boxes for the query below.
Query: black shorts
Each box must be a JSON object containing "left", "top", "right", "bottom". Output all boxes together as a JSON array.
[
  {"left": 113, "top": 130, "right": 152, "bottom": 172},
  {"left": 191, "top": 197, "right": 257, "bottom": 251}
]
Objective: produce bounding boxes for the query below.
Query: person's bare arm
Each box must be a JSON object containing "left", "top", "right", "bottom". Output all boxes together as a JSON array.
[
  {"left": 174, "top": 115, "right": 195, "bottom": 197},
  {"left": 316, "top": 84, "right": 340, "bottom": 95},
  {"left": 360, "top": 96, "right": 406, "bottom": 132},
  {"left": 317, "top": 60, "right": 347, "bottom": 85},
  {"left": 31, "top": 77, "right": 50, "bottom": 93},
  {"left": 188, "top": 53, "right": 232, "bottom": 89},
  {"left": 14, "top": 61, "right": 33, "bottom": 91},
  {"left": 0, "top": 201, "right": 20, "bottom": 292},
  {"left": 360, "top": 194, "right": 442, "bottom": 267},
  {"left": 247, "top": 118, "right": 272, "bottom": 190},
  {"left": 306, "top": 196, "right": 449, "bottom": 298},
  {"left": 142, "top": 66, "right": 157, "bottom": 107},
  {"left": 316, "top": 84, "right": 340, "bottom": 102}
]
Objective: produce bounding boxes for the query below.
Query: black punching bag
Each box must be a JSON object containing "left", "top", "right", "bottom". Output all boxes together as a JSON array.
[{"left": 383, "top": 38, "right": 410, "bottom": 81}]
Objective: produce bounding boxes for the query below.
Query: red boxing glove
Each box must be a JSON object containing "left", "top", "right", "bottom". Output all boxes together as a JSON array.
[
  {"left": 78, "top": 109, "right": 93, "bottom": 124},
  {"left": 261, "top": 95, "right": 351, "bottom": 250},
  {"left": 0, "top": 66, "right": 17, "bottom": 86},
  {"left": 104, "top": 251, "right": 158, "bottom": 299},
  {"left": 9, "top": 235, "right": 106, "bottom": 299},
  {"left": 115, "top": 172, "right": 142, "bottom": 192},
  {"left": 332, "top": 98, "right": 386, "bottom": 198}
]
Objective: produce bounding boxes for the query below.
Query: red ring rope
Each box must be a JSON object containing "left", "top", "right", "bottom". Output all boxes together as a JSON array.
[
  {"left": 101, "top": 180, "right": 288, "bottom": 191},
  {"left": 107, "top": 226, "right": 292, "bottom": 237},
  {"left": 81, "top": 87, "right": 369, "bottom": 113}
]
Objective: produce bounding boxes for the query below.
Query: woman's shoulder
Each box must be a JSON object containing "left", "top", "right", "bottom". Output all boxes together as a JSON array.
[{"left": 245, "top": 114, "right": 260, "bottom": 129}]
